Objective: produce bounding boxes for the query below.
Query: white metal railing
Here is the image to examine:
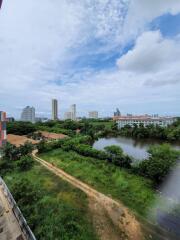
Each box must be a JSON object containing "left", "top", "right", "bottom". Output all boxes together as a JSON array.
[{"left": 0, "top": 177, "right": 36, "bottom": 240}]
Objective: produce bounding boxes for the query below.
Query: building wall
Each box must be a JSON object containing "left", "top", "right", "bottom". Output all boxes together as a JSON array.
[
  {"left": 70, "top": 104, "right": 76, "bottom": 121},
  {"left": 115, "top": 117, "right": 175, "bottom": 129},
  {"left": 52, "top": 99, "right": 58, "bottom": 120},
  {"left": 89, "top": 111, "right": 98, "bottom": 119},
  {"left": 21, "top": 106, "right": 35, "bottom": 123},
  {"left": 0, "top": 111, "right": 7, "bottom": 148}
]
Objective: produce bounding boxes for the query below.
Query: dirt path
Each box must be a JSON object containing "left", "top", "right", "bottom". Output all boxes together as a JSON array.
[{"left": 33, "top": 151, "right": 143, "bottom": 240}]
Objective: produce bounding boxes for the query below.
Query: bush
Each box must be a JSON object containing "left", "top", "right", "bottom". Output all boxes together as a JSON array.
[
  {"left": 138, "top": 144, "right": 180, "bottom": 184},
  {"left": 16, "top": 155, "right": 34, "bottom": 171}
]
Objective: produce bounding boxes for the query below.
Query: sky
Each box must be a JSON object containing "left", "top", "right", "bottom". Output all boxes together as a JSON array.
[{"left": 0, "top": 0, "right": 180, "bottom": 119}]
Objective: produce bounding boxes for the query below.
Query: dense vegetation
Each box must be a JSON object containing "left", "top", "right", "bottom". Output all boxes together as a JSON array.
[
  {"left": 7, "top": 119, "right": 114, "bottom": 138},
  {"left": 119, "top": 118, "right": 180, "bottom": 141},
  {"left": 136, "top": 144, "right": 179, "bottom": 183},
  {"left": 7, "top": 121, "right": 37, "bottom": 135},
  {"left": 0, "top": 143, "right": 97, "bottom": 240}
]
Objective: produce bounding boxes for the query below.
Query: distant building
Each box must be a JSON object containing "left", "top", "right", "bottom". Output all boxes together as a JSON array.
[
  {"left": 70, "top": 104, "right": 76, "bottom": 121},
  {"left": 0, "top": 111, "right": 7, "bottom": 148},
  {"left": 64, "top": 104, "right": 77, "bottom": 121},
  {"left": 21, "top": 106, "right": 35, "bottom": 123},
  {"left": 6, "top": 117, "right": 15, "bottom": 122},
  {"left": 89, "top": 111, "right": 98, "bottom": 119},
  {"left": 114, "top": 115, "right": 176, "bottom": 129},
  {"left": 52, "top": 99, "right": 58, "bottom": 120},
  {"left": 114, "top": 108, "right": 121, "bottom": 117}
]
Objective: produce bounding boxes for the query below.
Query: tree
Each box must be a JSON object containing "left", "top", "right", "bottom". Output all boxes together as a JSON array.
[
  {"left": 16, "top": 155, "right": 34, "bottom": 171},
  {"left": 7, "top": 121, "right": 37, "bottom": 135},
  {"left": 111, "top": 122, "right": 118, "bottom": 131},
  {"left": 104, "top": 145, "right": 132, "bottom": 168},
  {"left": 138, "top": 144, "right": 180, "bottom": 184},
  {"left": 3, "top": 142, "right": 20, "bottom": 161},
  {"left": 18, "top": 142, "right": 34, "bottom": 156}
]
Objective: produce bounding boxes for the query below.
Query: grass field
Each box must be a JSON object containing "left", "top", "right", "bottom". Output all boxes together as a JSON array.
[
  {"left": 4, "top": 163, "right": 97, "bottom": 240},
  {"left": 39, "top": 149, "right": 156, "bottom": 216},
  {"left": 90, "top": 121, "right": 113, "bottom": 129}
]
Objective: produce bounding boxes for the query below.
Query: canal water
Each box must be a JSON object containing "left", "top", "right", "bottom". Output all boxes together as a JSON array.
[{"left": 93, "top": 136, "right": 180, "bottom": 160}]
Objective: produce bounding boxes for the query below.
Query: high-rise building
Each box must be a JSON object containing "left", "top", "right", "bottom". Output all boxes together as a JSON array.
[
  {"left": 52, "top": 99, "right": 58, "bottom": 120},
  {"left": 21, "top": 106, "right": 35, "bottom": 123},
  {"left": 64, "top": 104, "right": 77, "bottom": 121},
  {"left": 70, "top": 104, "right": 76, "bottom": 121},
  {"left": 89, "top": 111, "right": 98, "bottom": 119},
  {"left": 114, "top": 108, "right": 121, "bottom": 117},
  {"left": 0, "top": 111, "right": 7, "bottom": 148}
]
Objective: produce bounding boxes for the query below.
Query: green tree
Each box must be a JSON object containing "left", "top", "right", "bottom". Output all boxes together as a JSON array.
[
  {"left": 16, "top": 155, "right": 34, "bottom": 171},
  {"left": 3, "top": 143, "right": 20, "bottom": 161},
  {"left": 18, "top": 142, "right": 34, "bottom": 156},
  {"left": 138, "top": 144, "right": 180, "bottom": 184},
  {"left": 104, "top": 145, "right": 132, "bottom": 168},
  {"left": 7, "top": 121, "right": 37, "bottom": 135}
]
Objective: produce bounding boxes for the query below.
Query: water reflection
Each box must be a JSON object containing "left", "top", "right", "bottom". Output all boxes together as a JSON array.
[{"left": 93, "top": 136, "right": 180, "bottom": 160}]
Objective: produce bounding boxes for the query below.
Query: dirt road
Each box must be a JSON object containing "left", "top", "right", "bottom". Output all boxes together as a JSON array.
[{"left": 33, "top": 151, "right": 143, "bottom": 240}]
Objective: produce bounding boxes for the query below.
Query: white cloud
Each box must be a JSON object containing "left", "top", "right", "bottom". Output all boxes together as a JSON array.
[
  {"left": 117, "top": 31, "right": 180, "bottom": 73},
  {"left": 0, "top": 0, "right": 180, "bottom": 118},
  {"left": 121, "top": 0, "right": 180, "bottom": 42}
]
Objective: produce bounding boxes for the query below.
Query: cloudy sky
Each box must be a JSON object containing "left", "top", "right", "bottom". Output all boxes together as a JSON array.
[{"left": 0, "top": 0, "right": 180, "bottom": 118}]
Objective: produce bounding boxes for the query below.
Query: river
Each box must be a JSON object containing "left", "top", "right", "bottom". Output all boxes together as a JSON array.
[{"left": 93, "top": 136, "right": 180, "bottom": 160}]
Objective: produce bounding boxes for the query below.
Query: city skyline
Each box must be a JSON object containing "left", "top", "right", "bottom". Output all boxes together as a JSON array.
[{"left": 0, "top": 1, "right": 180, "bottom": 118}]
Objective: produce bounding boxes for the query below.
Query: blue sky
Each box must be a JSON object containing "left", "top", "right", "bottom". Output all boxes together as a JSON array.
[{"left": 0, "top": 0, "right": 180, "bottom": 118}]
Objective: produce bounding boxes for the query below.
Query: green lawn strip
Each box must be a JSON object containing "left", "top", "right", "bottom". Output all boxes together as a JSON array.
[
  {"left": 4, "top": 163, "right": 97, "bottom": 240},
  {"left": 39, "top": 149, "right": 156, "bottom": 216},
  {"left": 90, "top": 121, "right": 113, "bottom": 129}
]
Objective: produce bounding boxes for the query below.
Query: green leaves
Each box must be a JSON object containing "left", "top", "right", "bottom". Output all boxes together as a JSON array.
[{"left": 138, "top": 144, "right": 180, "bottom": 184}]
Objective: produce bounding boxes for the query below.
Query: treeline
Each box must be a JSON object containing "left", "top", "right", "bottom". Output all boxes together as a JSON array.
[
  {"left": 37, "top": 136, "right": 180, "bottom": 184},
  {"left": 6, "top": 119, "right": 113, "bottom": 138},
  {"left": 118, "top": 118, "right": 180, "bottom": 141},
  {"left": 7, "top": 121, "right": 37, "bottom": 135}
]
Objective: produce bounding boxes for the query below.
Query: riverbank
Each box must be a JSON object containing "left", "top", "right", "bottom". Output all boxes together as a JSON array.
[{"left": 93, "top": 136, "right": 180, "bottom": 160}]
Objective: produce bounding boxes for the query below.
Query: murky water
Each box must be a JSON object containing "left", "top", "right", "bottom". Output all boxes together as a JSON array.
[{"left": 93, "top": 136, "right": 180, "bottom": 160}]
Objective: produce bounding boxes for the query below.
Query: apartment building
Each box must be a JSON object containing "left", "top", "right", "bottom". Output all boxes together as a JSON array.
[
  {"left": 114, "top": 115, "right": 176, "bottom": 129},
  {"left": 21, "top": 106, "right": 35, "bottom": 123},
  {"left": 52, "top": 99, "right": 58, "bottom": 120}
]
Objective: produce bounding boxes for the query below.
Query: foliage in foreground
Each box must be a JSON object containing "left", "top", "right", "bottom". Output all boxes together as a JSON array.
[{"left": 4, "top": 165, "right": 97, "bottom": 240}]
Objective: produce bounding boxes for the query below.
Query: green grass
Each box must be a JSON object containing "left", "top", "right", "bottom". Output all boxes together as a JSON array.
[
  {"left": 90, "top": 121, "right": 113, "bottom": 129},
  {"left": 4, "top": 163, "right": 97, "bottom": 240},
  {"left": 39, "top": 149, "right": 156, "bottom": 216}
]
